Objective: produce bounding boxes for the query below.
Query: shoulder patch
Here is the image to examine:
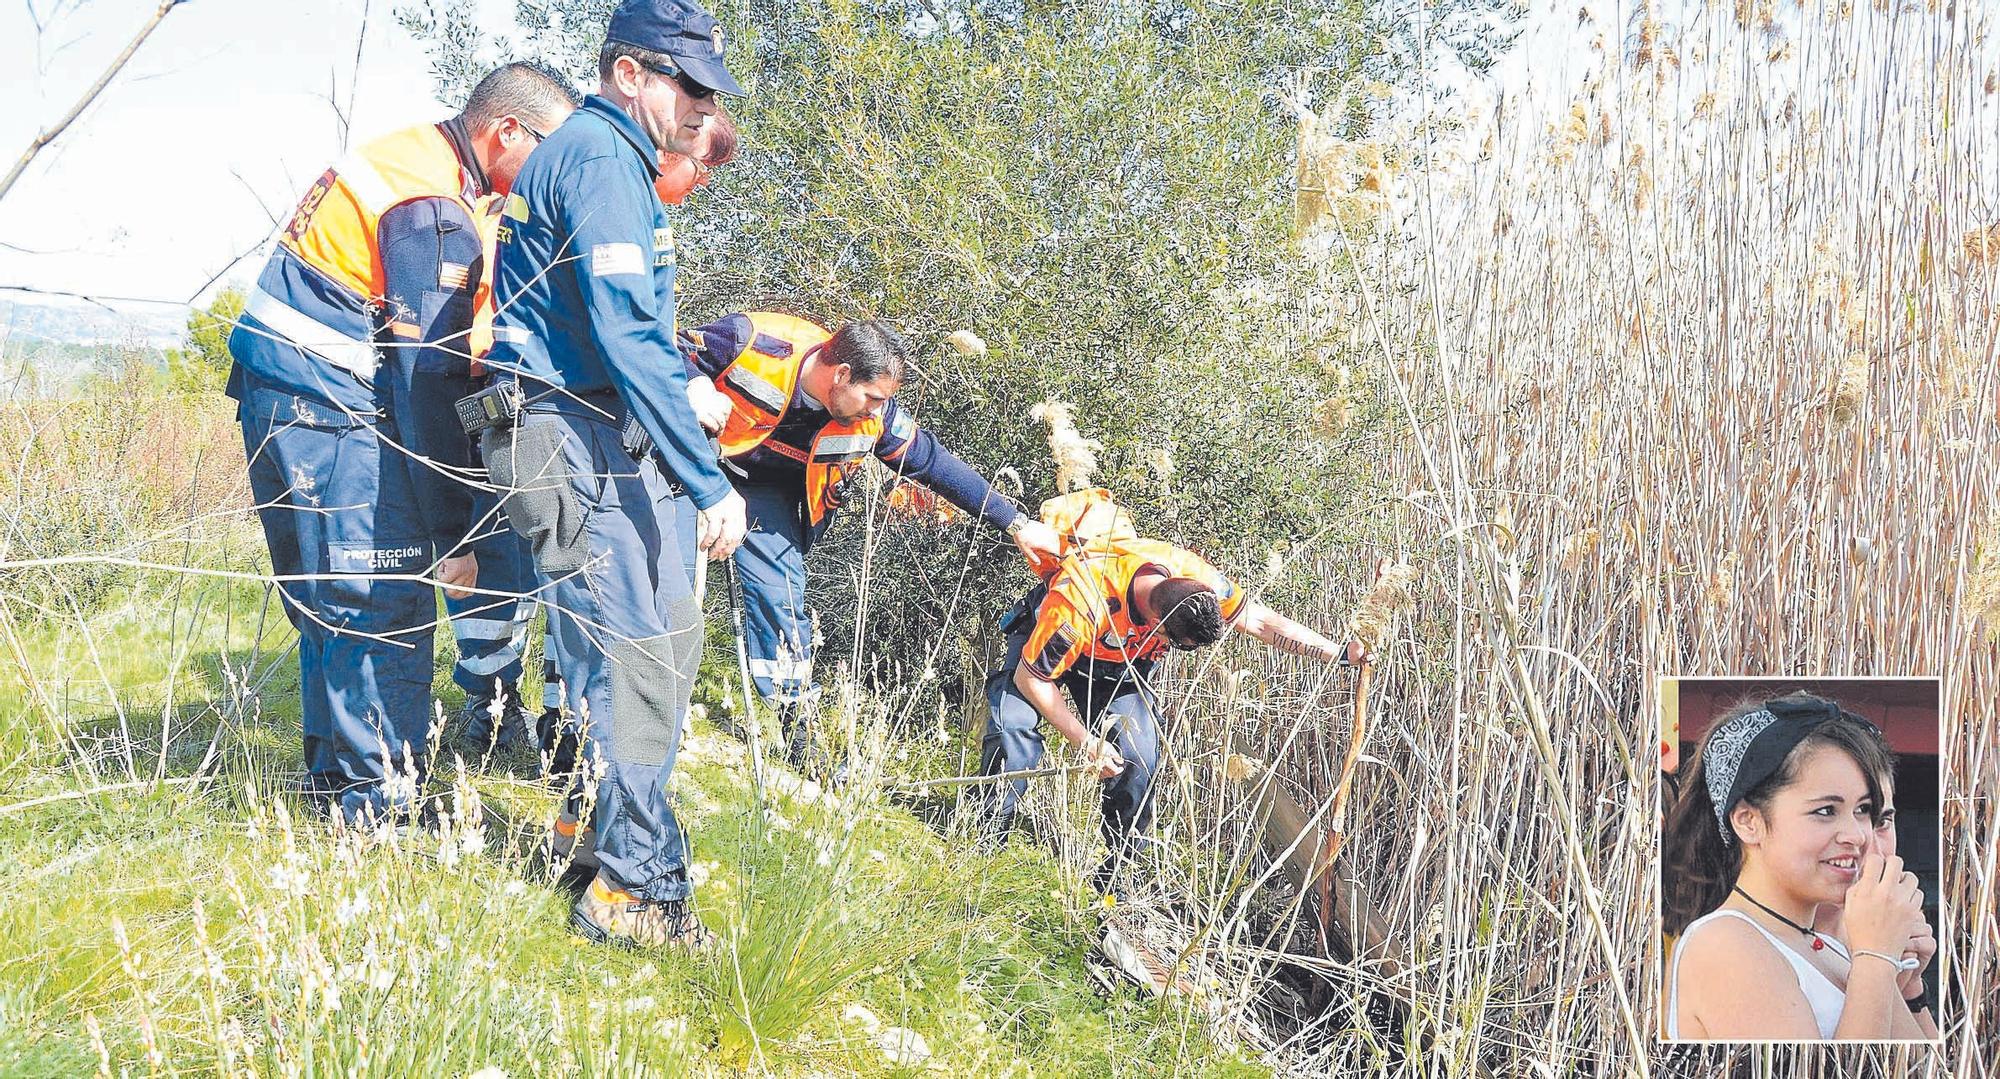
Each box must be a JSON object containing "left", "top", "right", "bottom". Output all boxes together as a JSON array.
[
  {"left": 889, "top": 409, "right": 917, "bottom": 442},
  {"left": 653, "top": 226, "right": 675, "bottom": 267},
  {"left": 590, "top": 242, "right": 646, "bottom": 277}
]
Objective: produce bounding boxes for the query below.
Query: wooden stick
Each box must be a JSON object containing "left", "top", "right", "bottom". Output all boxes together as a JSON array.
[
  {"left": 887, "top": 760, "right": 1097, "bottom": 792},
  {"left": 1323, "top": 657, "right": 1371, "bottom": 865},
  {"left": 1, "top": 1, "right": 189, "bottom": 204}
]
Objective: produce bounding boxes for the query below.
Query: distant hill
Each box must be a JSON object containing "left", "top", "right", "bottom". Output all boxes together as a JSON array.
[{"left": 0, "top": 293, "right": 187, "bottom": 350}]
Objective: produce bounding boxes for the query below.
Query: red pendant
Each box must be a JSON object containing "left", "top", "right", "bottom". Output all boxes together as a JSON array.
[{"left": 1811, "top": 938, "right": 1825, "bottom": 951}]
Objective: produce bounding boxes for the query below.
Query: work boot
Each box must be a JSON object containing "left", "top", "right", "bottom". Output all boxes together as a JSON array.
[
  {"left": 974, "top": 806, "right": 1015, "bottom": 856},
  {"left": 456, "top": 685, "right": 535, "bottom": 758},
  {"left": 537, "top": 706, "right": 580, "bottom": 782},
  {"left": 537, "top": 810, "right": 600, "bottom": 875},
  {"left": 778, "top": 703, "right": 814, "bottom": 773},
  {"left": 570, "top": 876, "right": 714, "bottom": 950}
]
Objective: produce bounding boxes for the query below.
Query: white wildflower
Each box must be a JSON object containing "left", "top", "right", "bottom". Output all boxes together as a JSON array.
[
  {"left": 844, "top": 1002, "right": 883, "bottom": 1034},
  {"left": 876, "top": 1027, "right": 932, "bottom": 1067},
  {"left": 945, "top": 329, "right": 987, "bottom": 357},
  {"left": 333, "top": 892, "right": 372, "bottom": 926}
]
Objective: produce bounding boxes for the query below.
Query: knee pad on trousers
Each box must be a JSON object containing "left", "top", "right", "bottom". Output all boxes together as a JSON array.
[
  {"left": 667, "top": 593, "right": 701, "bottom": 717},
  {"left": 604, "top": 593, "right": 702, "bottom": 767}
]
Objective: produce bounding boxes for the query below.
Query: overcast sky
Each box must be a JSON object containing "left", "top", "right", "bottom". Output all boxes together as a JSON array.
[
  {"left": 0, "top": 1, "right": 1591, "bottom": 316},
  {"left": 0, "top": 0, "right": 512, "bottom": 307}
]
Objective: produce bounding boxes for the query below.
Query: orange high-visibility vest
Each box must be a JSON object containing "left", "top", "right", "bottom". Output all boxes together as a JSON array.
[
  {"left": 251, "top": 124, "right": 492, "bottom": 382},
  {"left": 466, "top": 192, "right": 504, "bottom": 371},
  {"left": 712, "top": 311, "right": 883, "bottom": 526},
  {"left": 1033, "top": 538, "right": 1248, "bottom": 671}
]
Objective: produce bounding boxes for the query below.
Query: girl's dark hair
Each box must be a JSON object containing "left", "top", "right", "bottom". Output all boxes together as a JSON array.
[{"left": 1661, "top": 692, "right": 1893, "bottom": 937}]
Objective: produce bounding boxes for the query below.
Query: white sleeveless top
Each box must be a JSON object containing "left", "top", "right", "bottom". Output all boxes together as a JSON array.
[{"left": 1668, "top": 908, "right": 1844, "bottom": 1039}]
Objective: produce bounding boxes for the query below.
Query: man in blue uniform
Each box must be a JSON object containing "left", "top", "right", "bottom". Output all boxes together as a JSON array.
[
  {"left": 227, "top": 63, "right": 577, "bottom": 827},
  {"left": 677, "top": 312, "right": 1062, "bottom": 768},
  {"left": 476, "top": 0, "right": 747, "bottom": 948},
  {"left": 448, "top": 111, "right": 741, "bottom": 769}
]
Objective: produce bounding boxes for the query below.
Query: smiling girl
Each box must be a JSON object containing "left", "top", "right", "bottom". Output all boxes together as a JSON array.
[
  {"left": 1663, "top": 692, "right": 1932, "bottom": 1040},
  {"left": 1809, "top": 766, "right": 1941, "bottom": 1037}
]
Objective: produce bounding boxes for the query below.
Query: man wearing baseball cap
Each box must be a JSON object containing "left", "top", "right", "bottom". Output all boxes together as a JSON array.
[{"left": 478, "top": 0, "right": 747, "bottom": 949}]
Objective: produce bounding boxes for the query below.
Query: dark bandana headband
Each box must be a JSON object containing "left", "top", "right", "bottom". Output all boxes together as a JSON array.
[{"left": 1703, "top": 699, "right": 1880, "bottom": 844}]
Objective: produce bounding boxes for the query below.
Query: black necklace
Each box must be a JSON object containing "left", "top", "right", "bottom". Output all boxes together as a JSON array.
[{"left": 1732, "top": 885, "right": 1834, "bottom": 953}]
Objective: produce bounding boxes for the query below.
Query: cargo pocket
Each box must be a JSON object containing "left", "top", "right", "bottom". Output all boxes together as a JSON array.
[{"left": 483, "top": 422, "right": 589, "bottom": 575}]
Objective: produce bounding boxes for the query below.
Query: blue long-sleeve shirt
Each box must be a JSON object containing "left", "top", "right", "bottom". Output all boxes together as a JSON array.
[
  {"left": 483, "top": 95, "right": 730, "bottom": 510},
  {"left": 679, "top": 313, "right": 1020, "bottom": 531},
  {"left": 376, "top": 192, "right": 484, "bottom": 554}
]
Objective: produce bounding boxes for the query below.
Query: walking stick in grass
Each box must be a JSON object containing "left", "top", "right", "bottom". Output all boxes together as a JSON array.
[{"left": 1325, "top": 558, "right": 1415, "bottom": 865}]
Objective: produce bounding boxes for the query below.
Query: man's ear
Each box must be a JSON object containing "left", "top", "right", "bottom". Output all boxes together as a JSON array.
[{"left": 611, "top": 55, "right": 646, "bottom": 97}]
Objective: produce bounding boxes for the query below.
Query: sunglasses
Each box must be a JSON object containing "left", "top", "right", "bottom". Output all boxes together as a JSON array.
[
  {"left": 642, "top": 61, "right": 717, "bottom": 102},
  {"left": 518, "top": 120, "right": 548, "bottom": 143}
]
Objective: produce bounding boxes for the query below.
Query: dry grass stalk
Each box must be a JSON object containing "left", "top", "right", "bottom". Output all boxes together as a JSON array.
[
  {"left": 1344, "top": 560, "right": 1416, "bottom": 654},
  {"left": 1028, "top": 399, "right": 1102, "bottom": 493}
]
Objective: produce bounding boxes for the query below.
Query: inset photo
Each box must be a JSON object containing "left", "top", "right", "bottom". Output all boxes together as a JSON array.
[{"left": 1658, "top": 677, "right": 1941, "bottom": 1043}]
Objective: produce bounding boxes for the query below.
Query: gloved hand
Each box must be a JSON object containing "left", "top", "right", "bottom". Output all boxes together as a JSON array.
[
  {"left": 698, "top": 488, "right": 748, "bottom": 561},
  {"left": 1010, "top": 519, "right": 1063, "bottom": 577},
  {"left": 687, "top": 375, "right": 732, "bottom": 435},
  {"left": 1079, "top": 734, "right": 1126, "bottom": 779}
]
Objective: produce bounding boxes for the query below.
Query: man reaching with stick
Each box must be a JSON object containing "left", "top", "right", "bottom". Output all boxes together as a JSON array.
[{"left": 976, "top": 489, "right": 1366, "bottom": 898}]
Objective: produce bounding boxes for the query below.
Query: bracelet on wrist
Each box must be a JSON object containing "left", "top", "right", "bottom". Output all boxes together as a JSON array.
[
  {"left": 1904, "top": 993, "right": 1927, "bottom": 1013},
  {"left": 1853, "top": 948, "right": 1920, "bottom": 973}
]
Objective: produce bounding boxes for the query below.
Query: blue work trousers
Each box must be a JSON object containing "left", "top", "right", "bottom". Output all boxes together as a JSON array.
[
  {"left": 982, "top": 593, "right": 1163, "bottom": 858},
  {"left": 237, "top": 372, "right": 437, "bottom": 823},
  {"left": 445, "top": 491, "right": 565, "bottom": 711},
  {"left": 727, "top": 480, "right": 824, "bottom": 708},
  {"left": 484, "top": 405, "right": 702, "bottom": 901}
]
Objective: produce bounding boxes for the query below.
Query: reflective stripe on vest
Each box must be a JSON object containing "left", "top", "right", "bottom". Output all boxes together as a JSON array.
[
  {"left": 264, "top": 124, "right": 477, "bottom": 380},
  {"left": 713, "top": 312, "right": 886, "bottom": 527},
  {"left": 724, "top": 362, "right": 788, "bottom": 413},
  {"left": 243, "top": 284, "right": 380, "bottom": 380},
  {"left": 812, "top": 432, "right": 878, "bottom": 460},
  {"left": 331, "top": 150, "right": 399, "bottom": 214}
]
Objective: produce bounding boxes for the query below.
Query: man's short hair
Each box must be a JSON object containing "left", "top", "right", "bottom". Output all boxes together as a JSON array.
[
  {"left": 599, "top": 40, "right": 675, "bottom": 85},
  {"left": 826, "top": 320, "right": 909, "bottom": 386},
  {"left": 460, "top": 61, "right": 580, "bottom": 130},
  {"left": 1153, "top": 577, "right": 1225, "bottom": 648}
]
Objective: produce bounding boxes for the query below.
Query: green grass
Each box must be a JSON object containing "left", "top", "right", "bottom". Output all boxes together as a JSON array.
[{"left": 0, "top": 571, "right": 1263, "bottom": 1076}]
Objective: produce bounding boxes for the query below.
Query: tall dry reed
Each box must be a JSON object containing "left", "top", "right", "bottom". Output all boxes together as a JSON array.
[{"left": 979, "top": 6, "right": 1995, "bottom": 1076}]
